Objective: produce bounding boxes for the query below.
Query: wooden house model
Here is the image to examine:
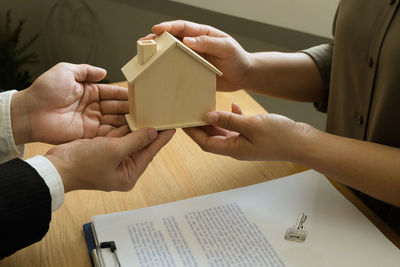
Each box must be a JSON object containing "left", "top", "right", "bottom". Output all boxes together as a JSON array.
[{"left": 121, "top": 31, "right": 223, "bottom": 131}]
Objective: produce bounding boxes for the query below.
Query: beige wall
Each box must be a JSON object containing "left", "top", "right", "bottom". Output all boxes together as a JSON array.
[{"left": 171, "top": 0, "right": 339, "bottom": 38}]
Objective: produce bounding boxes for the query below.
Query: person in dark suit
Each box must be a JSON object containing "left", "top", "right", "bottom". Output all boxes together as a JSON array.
[{"left": 0, "top": 63, "right": 175, "bottom": 259}]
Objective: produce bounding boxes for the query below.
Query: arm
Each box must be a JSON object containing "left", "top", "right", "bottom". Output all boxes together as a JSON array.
[
  {"left": 300, "top": 128, "right": 400, "bottom": 207},
  {"left": 245, "top": 52, "right": 325, "bottom": 102},
  {"left": 0, "top": 91, "right": 25, "bottom": 163},
  {"left": 0, "top": 126, "right": 175, "bottom": 258},
  {"left": 185, "top": 107, "right": 400, "bottom": 207},
  {"left": 0, "top": 159, "right": 51, "bottom": 259},
  {"left": 152, "top": 20, "right": 326, "bottom": 102}
]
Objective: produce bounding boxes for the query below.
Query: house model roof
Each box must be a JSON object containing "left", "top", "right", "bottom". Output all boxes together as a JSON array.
[{"left": 121, "top": 31, "right": 223, "bottom": 83}]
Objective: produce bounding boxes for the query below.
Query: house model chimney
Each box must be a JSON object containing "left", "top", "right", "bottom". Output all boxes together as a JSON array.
[{"left": 137, "top": 39, "right": 157, "bottom": 65}]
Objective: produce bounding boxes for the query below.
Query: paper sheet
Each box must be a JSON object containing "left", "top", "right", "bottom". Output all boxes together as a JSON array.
[{"left": 93, "top": 170, "right": 400, "bottom": 267}]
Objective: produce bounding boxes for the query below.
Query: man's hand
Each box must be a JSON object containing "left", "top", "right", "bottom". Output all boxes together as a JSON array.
[
  {"left": 45, "top": 126, "right": 176, "bottom": 192},
  {"left": 11, "top": 63, "right": 129, "bottom": 145}
]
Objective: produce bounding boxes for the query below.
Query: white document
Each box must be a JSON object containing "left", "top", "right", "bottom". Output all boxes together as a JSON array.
[{"left": 92, "top": 170, "right": 400, "bottom": 267}]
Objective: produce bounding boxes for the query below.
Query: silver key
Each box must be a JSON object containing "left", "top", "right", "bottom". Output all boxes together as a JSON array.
[{"left": 285, "top": 213, "right": 308, "bottom": 242}]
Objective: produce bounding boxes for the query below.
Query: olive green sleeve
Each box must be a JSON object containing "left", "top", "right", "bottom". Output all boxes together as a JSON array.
[{"left": 302, "top": 44, "right": 333, "bottom": 113}]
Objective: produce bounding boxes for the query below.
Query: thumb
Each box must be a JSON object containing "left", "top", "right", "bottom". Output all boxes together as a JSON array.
[
  {"left": 70, "top": 63, "right": 107, "bottom": 82},
  {"left": 116, "top": 128, "right": 158, "bottom": 158},
  {"left": 205, "top": 111, "right": 251, "bottom": 136},
  {"left": 183, "top": 35, "right": 231, "bottom": 58}
]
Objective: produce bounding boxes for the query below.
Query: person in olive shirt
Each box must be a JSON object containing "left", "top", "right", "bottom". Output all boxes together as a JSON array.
[{"left": 149, "top": 0, "right": 400, "bottom": 233}]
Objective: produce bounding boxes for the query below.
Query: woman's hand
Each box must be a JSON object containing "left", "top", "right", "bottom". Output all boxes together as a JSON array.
[
  {"left": 184, "top": 103, "right": 310, "bottom": 161},
  {"left": 151, "top": 20, "right": 252, "bottom": 92}
]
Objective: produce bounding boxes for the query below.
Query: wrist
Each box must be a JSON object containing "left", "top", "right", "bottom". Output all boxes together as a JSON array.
[
  {"left": 241, "top": 52, "right": 258, "bottom": 89},
  {"left": 45, "top": 154, "right": 75, "bottom": 193},
  {"left": 287, "top": 122, "right": 321, "bottom": 164},
  {"left": 243, "top": 52, "right": 276, "bottom": 93},
  {"left": 10, "top": 89, "right": 32, "bottom": 145}
]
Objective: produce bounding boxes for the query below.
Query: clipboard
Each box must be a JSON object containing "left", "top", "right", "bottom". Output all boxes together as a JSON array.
[
  {"left": 82, "top": 170, "right": 400, "bottom": 267},
  {"left": 83, "top": 223, "right": 120, "bottom": 267},
  {"left": 83, "top": 222, "right": 100, "bottom": 267}
]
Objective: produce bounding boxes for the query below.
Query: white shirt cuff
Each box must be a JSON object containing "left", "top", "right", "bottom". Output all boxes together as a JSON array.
[
  {"left": 0, "top": 90, "right": 25, "bottom": 163},
  {"left": 26, "top": 155, "right": 65, "bottom": 212}
]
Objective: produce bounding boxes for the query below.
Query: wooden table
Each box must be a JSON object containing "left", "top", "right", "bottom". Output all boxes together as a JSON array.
[{"left": 2, "top": 85, "right": 399, "bottom": 266}]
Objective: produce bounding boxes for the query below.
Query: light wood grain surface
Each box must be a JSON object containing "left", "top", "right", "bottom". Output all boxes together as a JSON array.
[{"left": 2, "top": 83, "right": 398, "bottom": 266}]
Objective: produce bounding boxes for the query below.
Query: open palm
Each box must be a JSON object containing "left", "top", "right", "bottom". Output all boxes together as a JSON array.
[{"left": 24, "top": 63, "right": 128, "bottom": 144}]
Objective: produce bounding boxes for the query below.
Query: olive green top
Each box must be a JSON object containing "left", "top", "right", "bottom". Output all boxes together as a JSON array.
[{"left": 303, "top": 0, "right": 400, "bottom": 233}]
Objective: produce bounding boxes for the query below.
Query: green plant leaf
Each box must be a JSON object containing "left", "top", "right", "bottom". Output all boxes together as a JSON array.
[{"left": 0, "top": 10, "right": 39, "bottom": 91}]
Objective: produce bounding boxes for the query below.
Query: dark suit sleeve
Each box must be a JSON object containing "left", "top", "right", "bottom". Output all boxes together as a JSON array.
[{"left": 0, "top": 158, "right": 52, "bottom": 259}]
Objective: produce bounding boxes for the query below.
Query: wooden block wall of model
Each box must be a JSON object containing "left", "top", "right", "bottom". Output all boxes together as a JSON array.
[{"left": 122, "top": 31, "right": 223, "bottom": 131}]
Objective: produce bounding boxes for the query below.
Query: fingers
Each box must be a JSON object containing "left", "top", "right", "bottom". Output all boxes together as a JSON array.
[
  {"left": 100, "top": 100, "right": 129, "bottom": 115},
  {"left": 132, "top": 129, "right": 176, "bottom": 169},
  {"left": 184, "top": 127, "right": 211, "bottom": 146},
  {"left": 139, "top": 33, "right": 157, "bottom": 40},
  {"left": 184, "top": 127, "right": 248, "bottom": 159},
  {"left": 101, "top": 115, "right": 126, "bottom": 127},
  {"left": 205, "top": 111, "right": 251, "bottom": 136},
  {"left": 116, "top": 128, "right": 159, "bottom": 158},
  {"left": 231, "top": 103, "right": 243, "bottom": 115},
  {"left": 152, "top": 20, "right": 227, "bottom": 38},
  {"left": 182, "top": 35, "right": 232, "bottom": 58},
  {"left": 97, "top": 84, "right": 128, "bottom": 100},
  {"left": 184, "top": 125, "right": 233, "bottom": 137},
  {"left": 105, "top": 125, "right": 130, "bottom": 137},
  {"left": 97, "top": 124, "right": 116, "bottom": 136},
  {"left": 65, "top": 63, "right": 107, "bottom": 82}
]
